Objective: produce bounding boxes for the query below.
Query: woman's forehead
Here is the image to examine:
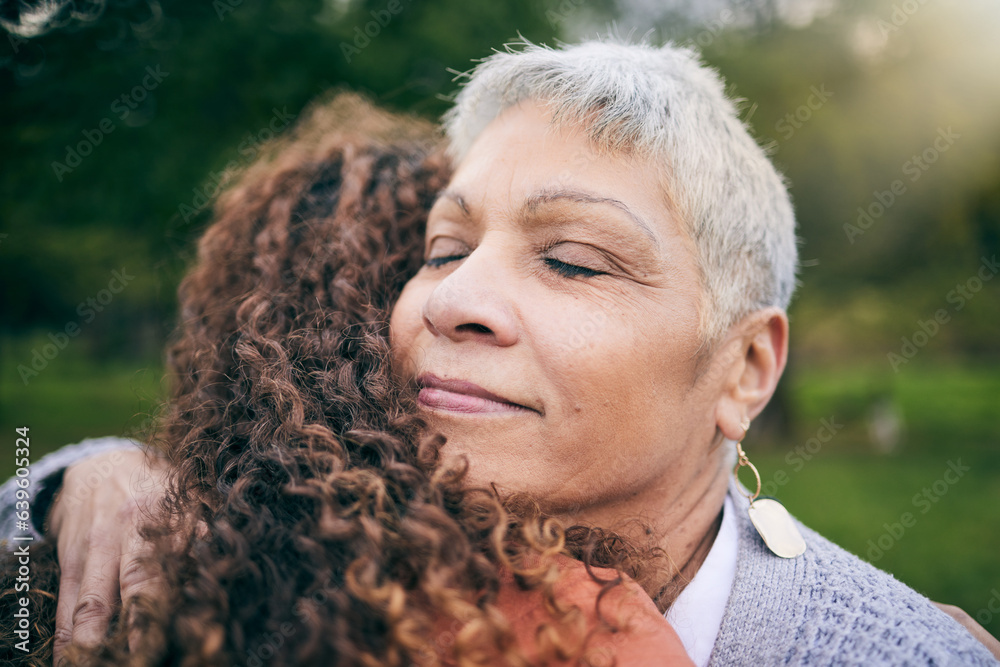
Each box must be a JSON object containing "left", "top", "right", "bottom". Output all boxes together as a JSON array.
[{"left": 445, "top": 102, "right": 673, "bottom": 208}]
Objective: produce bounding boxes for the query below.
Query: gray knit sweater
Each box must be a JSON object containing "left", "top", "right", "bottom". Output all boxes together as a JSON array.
[
  {"left": 2, "top": 437, "right": 997, "bottom": 665},
  {"left": 710, "top": 478, "right": 998, "bottom": 665}
]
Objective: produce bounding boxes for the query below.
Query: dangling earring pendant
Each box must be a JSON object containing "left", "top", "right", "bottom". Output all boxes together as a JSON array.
[{"left": 734, "top": 440, "right": 806, "bottom": 558}]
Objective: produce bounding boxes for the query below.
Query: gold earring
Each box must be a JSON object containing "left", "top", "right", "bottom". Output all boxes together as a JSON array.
[{"left": 734, "top": 421, "right": 806, "bottom": 559}]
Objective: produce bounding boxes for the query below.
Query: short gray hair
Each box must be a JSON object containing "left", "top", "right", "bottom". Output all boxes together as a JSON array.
[{"left": 442, "top": 36, "right": 799, "bottom": 343}]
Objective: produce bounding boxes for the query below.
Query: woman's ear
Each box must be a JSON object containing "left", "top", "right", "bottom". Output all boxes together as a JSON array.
[{"left": 714, "top": 308, "right": 789, "bottom": 441}]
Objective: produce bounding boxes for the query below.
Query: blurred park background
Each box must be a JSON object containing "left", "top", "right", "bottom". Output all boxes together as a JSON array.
[{"left": 2, "top": 0, "right": 998, "bottom": 636}]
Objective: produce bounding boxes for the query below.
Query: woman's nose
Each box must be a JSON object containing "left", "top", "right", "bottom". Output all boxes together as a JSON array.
[{"left": 420, "top": 246, "right": 519, "bottom": 347}]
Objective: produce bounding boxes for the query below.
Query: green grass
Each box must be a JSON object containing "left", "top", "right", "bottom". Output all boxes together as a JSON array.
[
  {"left": 2, "top": 336, "right": 998, "bottom": 638},
  {"left": 786, "top": 362, "right": 1000, "bottom": 455}
]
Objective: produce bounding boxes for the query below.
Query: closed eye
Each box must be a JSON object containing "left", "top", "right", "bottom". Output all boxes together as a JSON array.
[
  {"left": 423, "top": 254, "right": 604, "bottom": 279},
  {"left": 543, "top": 257, "right": 604, "bottom": 278},
  {"left": 424, "top": 254, "right": 466, "bottom": 268}
]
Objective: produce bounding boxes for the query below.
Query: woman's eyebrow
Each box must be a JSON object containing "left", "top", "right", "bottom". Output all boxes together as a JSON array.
[
  {"left": 434, "top": 188, "right": 471, "bottom": 217},
  {"left": 522, "top": 187, "right": 661, "bottom": 250},
  {"left": 434, "top": 186, "right": 661, "bottom": 253}
]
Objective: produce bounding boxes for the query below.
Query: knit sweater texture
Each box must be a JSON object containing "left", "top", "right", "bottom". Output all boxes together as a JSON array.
[{"left": 710, "top": 478, "right": 998, "bottom": 665}]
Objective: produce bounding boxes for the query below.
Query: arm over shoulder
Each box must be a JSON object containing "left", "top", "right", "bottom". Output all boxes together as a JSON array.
[{"left": 1, "top": 436, "right": 146, "bottom": 548}]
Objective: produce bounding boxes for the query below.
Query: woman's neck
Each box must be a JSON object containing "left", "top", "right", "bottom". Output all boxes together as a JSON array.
[
  {"left": 559, "top": 444, "right": 731, "bottom": 612},
  {"left": 654, "top": 499, "right": 724, "bottom": 609}
]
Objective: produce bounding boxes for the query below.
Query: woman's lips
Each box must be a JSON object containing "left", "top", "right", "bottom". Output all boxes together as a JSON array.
[
  {"left": 417, "top": 387, "right": 529, "bottom": 413},
  {"left": 416, "top": 373, "right": 533, "bottom": 414}
]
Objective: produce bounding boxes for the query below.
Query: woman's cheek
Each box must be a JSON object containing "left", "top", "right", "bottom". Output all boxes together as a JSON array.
[
  {"left": 388, "top": 289, "right": 425, "bottom": 375},
  {"left": 555, "top": 307, "right": 612, "bottom": 354}
]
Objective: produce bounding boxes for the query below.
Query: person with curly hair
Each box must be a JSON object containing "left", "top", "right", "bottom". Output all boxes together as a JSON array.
[
  {"left": 1, "top": 88, "right": 692, "bottom": 666},
  {"left": 4, "top": 37, "right": 1000, "bottom": 666}
]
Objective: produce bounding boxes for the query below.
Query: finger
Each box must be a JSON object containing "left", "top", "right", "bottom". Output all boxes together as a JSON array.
[
  {"left": 54, "top": 522, "right": 89, "bottom": 667},
  {"left": 121, "top": 531, "right": 166, "bottom": 654},
  {"left": 53, "top": 570, "right": 81, "bottom": 667},
  {"left": 69, "top": 536, "right": 123, "bottom": 655}
]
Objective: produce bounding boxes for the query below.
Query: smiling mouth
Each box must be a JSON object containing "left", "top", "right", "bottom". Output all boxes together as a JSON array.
[
  {"left": 416, "top": 373, "right": 536, "bottom": 415},
  {"left": 417, "top": 387, "right": 531, "bottom": 413}
]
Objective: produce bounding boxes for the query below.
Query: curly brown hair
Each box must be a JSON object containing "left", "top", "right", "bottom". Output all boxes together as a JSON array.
[{"left": 1, "top": 92, "right": 678, "bottom": 666}]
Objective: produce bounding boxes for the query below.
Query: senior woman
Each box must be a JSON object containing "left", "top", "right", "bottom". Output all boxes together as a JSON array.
[{"left": 4, "top": 38, "right": 999, "bottom": 665}]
